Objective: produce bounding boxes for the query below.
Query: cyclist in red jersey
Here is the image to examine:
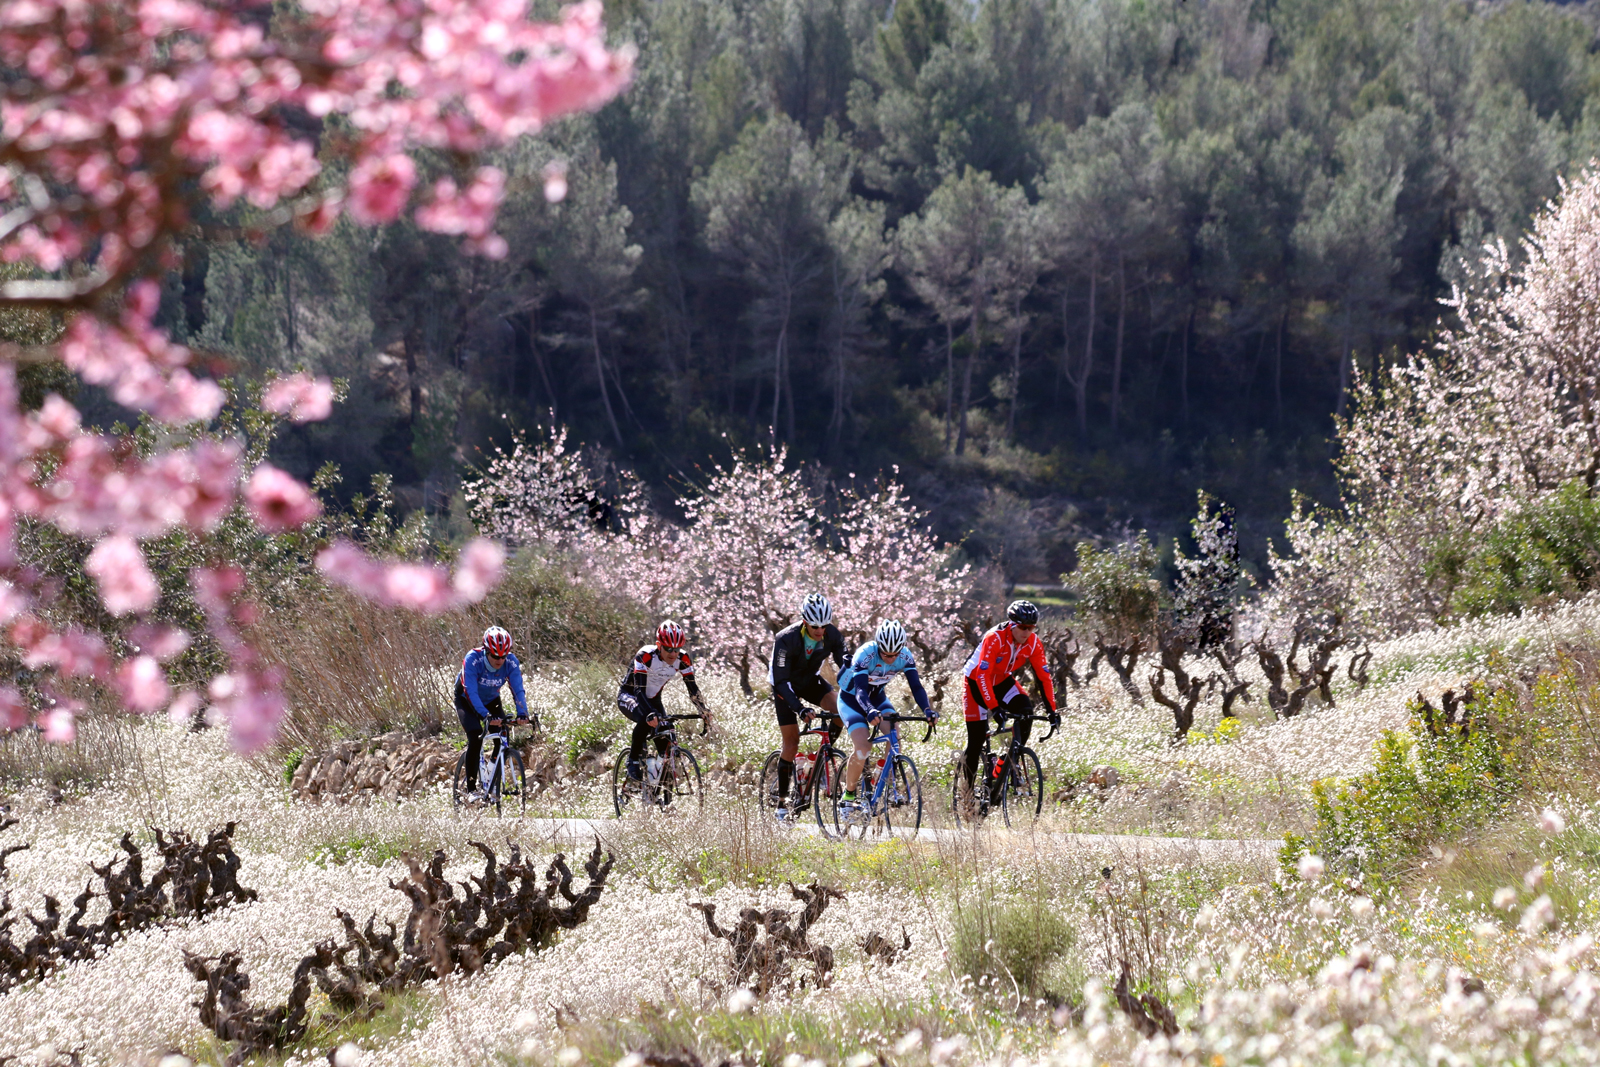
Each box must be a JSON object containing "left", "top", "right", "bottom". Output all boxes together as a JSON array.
[{"left": 960, "top": 599, "right": 1059, "bottom": 791}]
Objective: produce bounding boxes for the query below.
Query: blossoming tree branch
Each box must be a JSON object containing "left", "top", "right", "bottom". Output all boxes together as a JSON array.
[{"left": 0, "top": 0, "right": 633, "bottom": 747}]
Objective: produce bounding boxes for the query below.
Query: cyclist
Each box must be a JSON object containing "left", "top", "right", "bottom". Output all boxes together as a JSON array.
[
  {"left": 960, "top": 599, "right": 1059, "bottom": 796},
  {"left": 456, "top": 625, "right": 531, "bottom": 796},
  {"left": 769, "top": 593, "right": 847, "bottom": 815},
  {"left": 835, "top": 619, "right": 935, "bottom": 818},
  {"left": 617, "top": 621, "right": 710, "bottom": 782}
]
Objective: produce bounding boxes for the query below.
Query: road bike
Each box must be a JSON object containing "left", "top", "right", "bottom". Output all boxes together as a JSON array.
[
  {"left": 758, "top": 709, "right": 842, "bottom": 823},
  {"left": 950, "top": 712, "right": 1056, "bottom": 829},
  {"left": 816, "top": 712, "right": 935, "bottom": 840},
  {"left": 611, "top": 712, "right": 707, "bottom": 816},
  {"left": 451, "top": 716, "right": 538, "bottom": 816}
]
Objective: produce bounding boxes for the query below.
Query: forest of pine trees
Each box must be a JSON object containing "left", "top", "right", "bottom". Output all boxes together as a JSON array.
[{"left": 152, "top": 0, "right": 1600, "bottom": 579}]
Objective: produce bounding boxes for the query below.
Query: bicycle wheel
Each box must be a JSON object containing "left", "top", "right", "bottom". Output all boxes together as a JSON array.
[
  {"left": 759, "top": 751, "right": 782, "bottom": 814},
  {"left": 884, "top": 755, "right": 922, "bottom": 835},
  {"left": 1002, "top": 747, "right": 1043, "bottom": 827},
  {"left": 814, "top": 749, "right": 847, "bottom": 836},
  {"left": 499, "top": 748, "right": 527, "bottom": 816},
  {"left": 664, "top": 749, "right": 703, "bottom": 810},
  {"left": 950, "top": 756, "right": 990, "bottom": 829},
  {"left": 611, "top": 751, "right": 644, "bottom": 817},
  {"left": 451, "top": 752, "right": 471, "bottom": 810}
]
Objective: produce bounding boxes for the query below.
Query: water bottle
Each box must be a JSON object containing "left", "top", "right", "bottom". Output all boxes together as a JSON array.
[
  {"left": 646, "top": 756, "right": 663, "bottom": 787},
  {"left": 992, "top": 754, "right": 1007, "bottom": 780},
  {"left": 794, "top": 754, "right": 812, "bottom": 791},
  {"left": 479, "top": 752, "right": 494, "bottom": 789}
]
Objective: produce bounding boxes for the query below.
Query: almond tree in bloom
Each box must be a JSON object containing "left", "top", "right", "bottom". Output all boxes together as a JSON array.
[
  {"left": 1291, "top": 165, "right": 1600, "bottom": 636},
  {"left": 462, "top": 425, "right": 644, "bottom": 550},
  {"left": 0, "top": 0, "right": 633, "bottom": 746}
]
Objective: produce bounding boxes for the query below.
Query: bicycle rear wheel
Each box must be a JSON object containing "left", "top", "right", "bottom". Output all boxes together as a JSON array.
[
  {"left": 451, "top": 752, "right": 471, "bottom": 810},
  {"left": 611, "top": 751, "right": 644, "bottom": 816},
  {"left": 759, "top": 751, "right": 781, "bottom": 813},
  {"left": 950, "top": 756, "right": 990, "bottom": 829},
  {"left": 664, "top": 749, "right": 704, "bottom": 810},
  {"left": 884, "top": 755, "right": 922, "bottom": 835}
]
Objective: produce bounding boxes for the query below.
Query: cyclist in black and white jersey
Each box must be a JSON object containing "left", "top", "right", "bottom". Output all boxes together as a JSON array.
[{"left": 617, "top": 621, "right": 710, "bottom": 781}]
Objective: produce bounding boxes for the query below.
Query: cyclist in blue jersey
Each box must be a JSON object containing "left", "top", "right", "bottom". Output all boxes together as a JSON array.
[
  {"left": 835, "top": 619, "right": 936, "bottom": 817},
  {"left": 455, "top": 625, "right": 530, "bottom": 795}
]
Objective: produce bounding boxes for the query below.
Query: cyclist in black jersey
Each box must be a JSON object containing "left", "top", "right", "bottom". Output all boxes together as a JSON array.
[{"left": 768, "top": 593, "right": 846, "bottom": 812}]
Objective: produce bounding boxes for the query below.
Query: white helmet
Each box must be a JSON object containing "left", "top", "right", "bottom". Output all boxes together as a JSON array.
[
  {"left": 875, "top": 619, "right": 906, "bottom": 656},
  {"left": 800, "top": 593, "right": 833, "bottom": 627}
]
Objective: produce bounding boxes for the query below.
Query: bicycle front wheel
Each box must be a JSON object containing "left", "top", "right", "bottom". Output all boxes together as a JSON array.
[
  {"left": 814, "top": 749, "right": 846, "bottom": 837},
  {"left": 884, "top": 755, "right": 922, "bottom": 836},
  {"left": 498, "top": 748, "right": 528, "bottom": 816},
  {"left": 664, "top": 749, "right": 703, "bottom": 810},
  {"left": 1002, "top": 747, "right": 1043, "bottom": 827},
  {"left": 611, "top": 751, "right": 643, "bottom": 817}
]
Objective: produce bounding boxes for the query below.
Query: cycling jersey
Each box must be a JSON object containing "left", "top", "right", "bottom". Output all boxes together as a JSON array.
[
  {"left": 962, "top": 622, "right": 1056, "bottom": 721},
  {"left": 838, "top": 640, "right": 931, "bottom": 718},
  {"left": 769, "top": 621, "right": 847, "bottom": 713},
  {"left": 457, "top": 647, "right": 529, "bottom": 720},
  {"left": 620, "top": 644, "right": 702, "bottom": 701}
]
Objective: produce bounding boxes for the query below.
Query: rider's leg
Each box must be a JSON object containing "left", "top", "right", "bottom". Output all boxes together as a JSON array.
[
  {"left": 1001, "top": 681, "right": 1034, "bottom": 748},
  {"left": 776, "top": 700, "right": 800, "bottom": 799},
  {"left": 457, "top": 702, "right": 485, "bottom": 790},
  {"left": 842, "top": 723, "right": 872, "bottom": 793},
  {"left": 963, "top": 719, "right": 987, "bottom": 786}
]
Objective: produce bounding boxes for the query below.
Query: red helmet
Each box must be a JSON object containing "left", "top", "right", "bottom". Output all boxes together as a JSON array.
[
  {"left": 656, "top": 620, "right": 685, "bottom": 649},
  {"left": 482, "top": 626, "right": 512, "bottom": 658}
]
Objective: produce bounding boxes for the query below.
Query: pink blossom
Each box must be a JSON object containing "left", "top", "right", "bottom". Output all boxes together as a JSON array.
[
  {"left": 40, "top": 706, "right": 75, "bottom": 743},
  {"left": 382, "top": 564, "right": 455, "bottom": 612},
  {"left": 115, "top": 654, "right": 170, "bottom": 713},
  {"left": 261, "top": 373, "right": 334, "bottom": 423},
  {"left": 245, "top": 464, "right": 322, "bottom": 531},
  {"left": 347, "top": 154, "right": 417, "bottom": 225},
  {"left": 543, "top": 160, "right": 569, "bottom": 203},
  {"left": 166, "top": 689, "right": 201, "bottom": 726},
  {"left": 0, "top": 687, "right": 27, "bottom": 731},
  {"left": 128, "top": 623, "right": 191, "bottom": 660},
  {"left": 85, "top": 534, "right": 160, "bottom": 615},
  {"left": 453, "top": 538, "right": 505, "bottom": 602}
]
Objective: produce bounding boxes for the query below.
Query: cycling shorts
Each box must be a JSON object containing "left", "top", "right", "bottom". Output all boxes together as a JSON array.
[
  {"left": 774, "top": 674, "right": 833, "bottom": 726},
  {"left": 839, "top": 689, "right": 891, "bottom": 734},
  {"left": 964, "top": 674, "right": 1030, "bottom": 722},
  {"left": 618, "top": 688, "right": 666, "bottom": 725}
]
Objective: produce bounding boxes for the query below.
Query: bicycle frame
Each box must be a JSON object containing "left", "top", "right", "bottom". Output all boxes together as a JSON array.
[{"left": 853, "top": 713, "right": 935, "bottom": 815}]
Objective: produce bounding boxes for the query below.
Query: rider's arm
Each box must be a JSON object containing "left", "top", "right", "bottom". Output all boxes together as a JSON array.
[
  {"left": 769, "top": 633, "right": 805, "bottom": 712},
  {"left": 462, "top": 650, "right": 493, "bottom": 719},
  {"left": 507, "top": 655, "right": 530, "bottom": 718},
  {"left": 1026, "top": 638, "right": 1058, "bottom": 712},
  {"left": 827, "top": 625, "right": 848, "bottom": 673},
  {"left": 679, "top": 653, "right": 707, "bottom": 705},
  {"left": 903, "top": 664, "right": 933, "bottom": 716}
]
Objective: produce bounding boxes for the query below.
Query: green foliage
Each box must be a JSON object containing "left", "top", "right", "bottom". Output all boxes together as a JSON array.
[
  {"left": 1064, "top": 535, "right": 1161, "bottom": 641},
  {"left": 283, "top": 749, "right": 305, "bottom": 786},
  {"left": 1434, "top": 480, "right": 1600, "bottom": 619},
  {"left": 1281, "top": 691, "right": 1519, "bottom": 887},
  {"left": 950, "top": 896, "right": 1076, "bottom": 1001}
]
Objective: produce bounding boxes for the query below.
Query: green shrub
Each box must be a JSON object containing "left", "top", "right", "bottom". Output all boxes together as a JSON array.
[
  {"left": 1434, "top": 479, "right": 1600, "bottom": 619},
  {"left": 1281, "top": 691, "right": 1518, "bottom": 886},
  {"left": 950, "top": 896, "right": 1076, "bottom": 1001}
]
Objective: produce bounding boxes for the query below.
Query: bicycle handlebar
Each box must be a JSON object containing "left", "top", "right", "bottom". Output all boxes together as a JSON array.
[
  {"left": 881, "top": 712, "right": 937, "bottom": 743},
  {"left": 662, "top": 712, "right": 709, "bottom": 737},
  {"left": 989, "top": 711, "right": 1058, "bottom": 743}
]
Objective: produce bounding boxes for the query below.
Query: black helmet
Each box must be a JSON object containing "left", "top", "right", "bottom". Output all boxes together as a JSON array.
[{"left": 1006, "top": 599, "right": 1039, "bottom": 627}]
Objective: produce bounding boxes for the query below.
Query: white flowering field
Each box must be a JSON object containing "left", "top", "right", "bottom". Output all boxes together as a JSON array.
[{"left": 5, "top": 595, "right": 1600, "bottom": 1067}]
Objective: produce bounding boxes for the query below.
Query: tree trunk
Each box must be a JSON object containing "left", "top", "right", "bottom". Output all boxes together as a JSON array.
[
  {"left": 1335, "top": 304, "right": 1353, "bottom": 419},
  {"left": 771, "top": 299, "right": 788, "bottom": 437},
  {"left": 1110, "top": 252, "right": 1126, "bottom": 435},
  {"left": 943, "top": 320, "right": 955, "bottom": 451},
  {"left": 828, "top": 267, "right": 846, "bottom": 453},
  {"left": 1078, "top": 257, "right": 1097, "bottom": 440},
  {"left": 1180, "top": 307, "right": 1191, "bottom": 426},
  {"left": 955, "top": 302, "right": 982, "bottom": 456},
  {"left": 1274, "top": 308, "right": 1285, "bottom": 425},
  {"left": 404, "top": 330, "right": 422, "bottom": 427},
  {"left": 1005, "top": 318, "right": 1022, "bottom": 440},
  {"left": 591, "top": 307, "right": 624, "bottom": 448}
]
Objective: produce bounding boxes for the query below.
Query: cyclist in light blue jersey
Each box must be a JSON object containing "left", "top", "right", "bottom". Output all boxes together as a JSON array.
[{"left": 835, "top": 619, "right": 936, "bottom": 816}]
